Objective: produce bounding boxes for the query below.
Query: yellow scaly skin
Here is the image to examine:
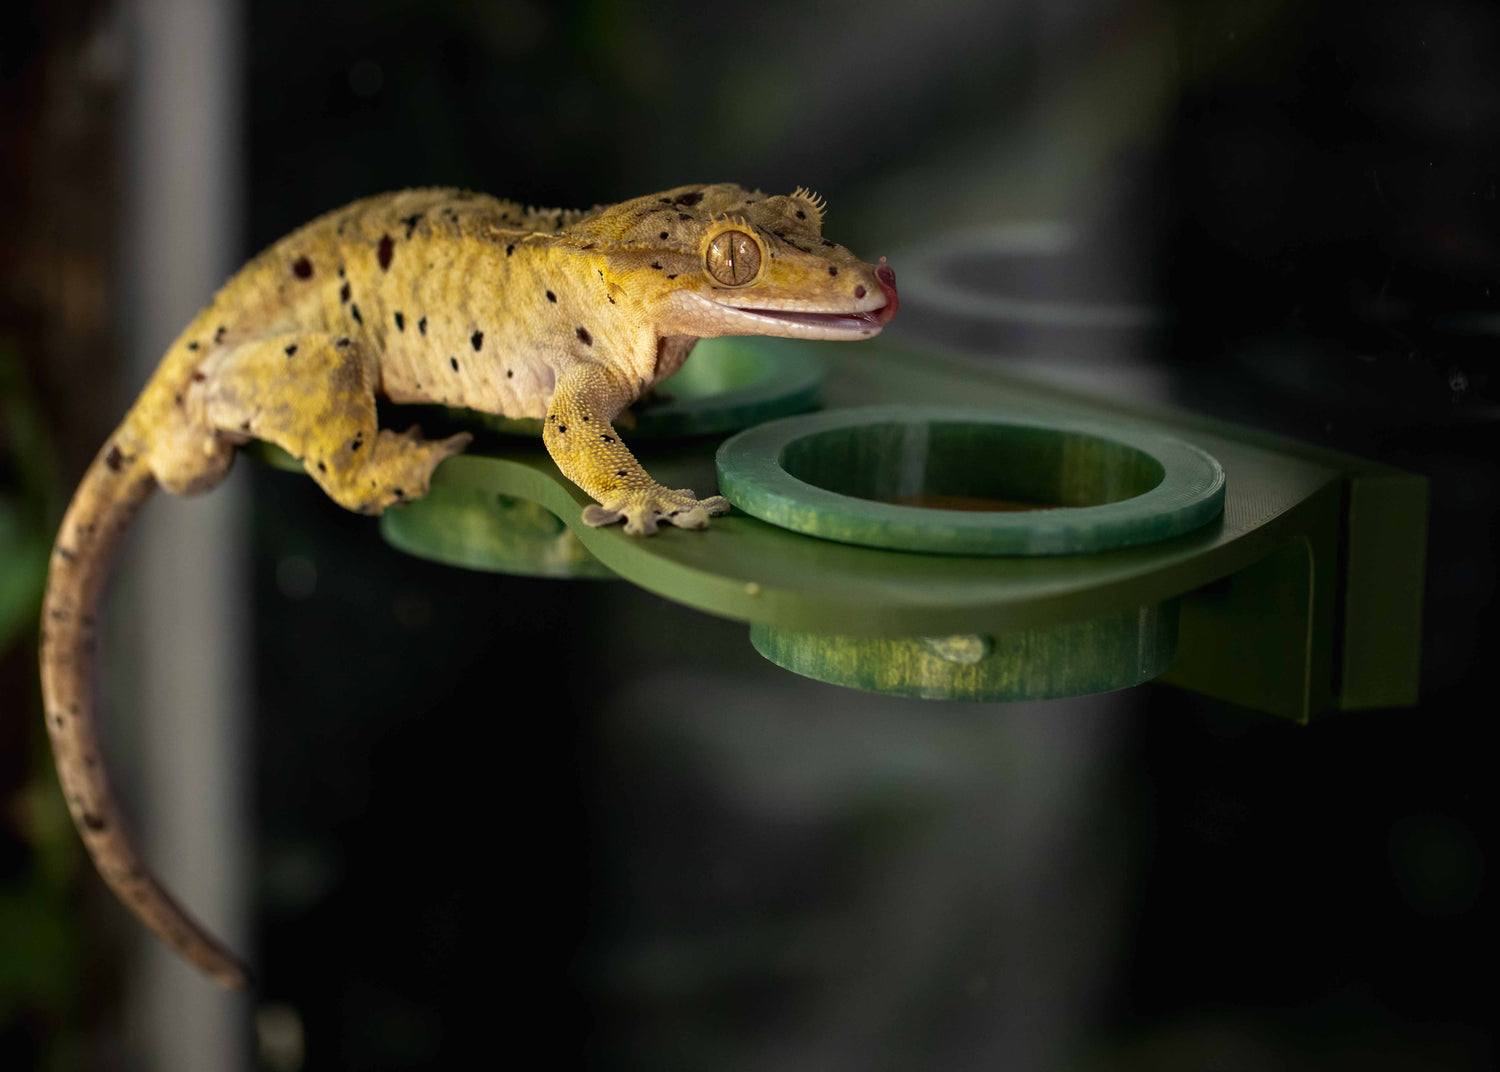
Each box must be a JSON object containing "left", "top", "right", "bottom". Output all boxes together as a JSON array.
[{"left": 39, "top": 183, "right": 897, "bottom": 988}]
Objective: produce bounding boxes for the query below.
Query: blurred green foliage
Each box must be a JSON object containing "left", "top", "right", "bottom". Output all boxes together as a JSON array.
[
  {"left": 0, "top": 340, "right": 55, "bottom": 651},
  {"left": 1, "top": 338, "right": 83, "bottom": 1070}
]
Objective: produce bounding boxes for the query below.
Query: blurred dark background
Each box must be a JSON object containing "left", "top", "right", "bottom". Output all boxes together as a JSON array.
[{"left": 2, "top": 0, "right": 1495, "bottom": 1069}]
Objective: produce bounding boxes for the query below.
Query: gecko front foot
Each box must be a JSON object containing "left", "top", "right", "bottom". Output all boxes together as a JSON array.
[{"left": 581, "top": 486, "right": 730, "bottom": 536}]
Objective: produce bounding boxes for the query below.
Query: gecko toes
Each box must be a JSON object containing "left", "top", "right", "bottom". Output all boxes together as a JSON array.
[
  {"left": 583, "top": 488, "right": 728, "bottom": 535},
  {"left": 582, "top": 504, "right": 622, "bottom": 527}
]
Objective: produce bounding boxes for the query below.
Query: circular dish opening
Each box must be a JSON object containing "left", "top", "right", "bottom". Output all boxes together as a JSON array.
[
  {"left": 779, "top": 420, "right": 1166, "bottom": 514},
  {"left": 717, "top": 406, "right": 1225, "bottom": 556}
]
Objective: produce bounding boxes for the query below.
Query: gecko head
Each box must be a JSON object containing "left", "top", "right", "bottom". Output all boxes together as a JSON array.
[{"left": 573, "top": 183, "right": 897, "bottom": 342}]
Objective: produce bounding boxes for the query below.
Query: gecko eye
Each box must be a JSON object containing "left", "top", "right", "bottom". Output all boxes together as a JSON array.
[{"left": 705, "top": 230, "right": 761, "bottom": 286}]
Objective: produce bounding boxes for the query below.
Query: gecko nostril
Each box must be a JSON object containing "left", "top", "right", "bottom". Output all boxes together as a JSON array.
[{"left": 854, "top": 285, "right": 866, "bottom": 299}]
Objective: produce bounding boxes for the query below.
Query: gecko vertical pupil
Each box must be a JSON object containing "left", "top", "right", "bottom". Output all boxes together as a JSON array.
[{"left": 705, "top": 230, "right": 761, "bottom": 286}]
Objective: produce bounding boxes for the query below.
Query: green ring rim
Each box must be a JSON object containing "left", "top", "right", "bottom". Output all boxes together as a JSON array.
[{"left": 716, "top": 404, "right": 1226, "bottom": 556}]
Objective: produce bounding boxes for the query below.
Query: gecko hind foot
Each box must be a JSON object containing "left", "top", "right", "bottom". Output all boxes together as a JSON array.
[
  {"left": 582, "top": 486, "right": 730, "bottom": 536},
  {"left": 329, "top": 427, "right": 472, "bottom": 515}
]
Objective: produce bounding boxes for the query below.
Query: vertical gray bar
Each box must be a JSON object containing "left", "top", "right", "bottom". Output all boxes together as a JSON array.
[{"left": 119, "top": 0, "right": 250, "bottom": 1067}]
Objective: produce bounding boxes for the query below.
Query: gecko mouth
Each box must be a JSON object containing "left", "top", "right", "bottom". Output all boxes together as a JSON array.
[{"left": 727, "top": 306, "right": 888, "bottom": 332}]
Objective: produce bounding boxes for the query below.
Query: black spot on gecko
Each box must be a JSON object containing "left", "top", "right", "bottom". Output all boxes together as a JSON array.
[
  {"left": 822, "top": 238, "right": 835, "bottom": 247},
  {"left": 282, "top": 344, "right": 297, "bottom": 358},
  {"left": 340, "top": 281, "right": 351, "bottom": 303},
  {"left": 292, "top": 256, "right": 313, "bottom": 279},
  {"left": 471, "top": 330, "right": 483, "bottom": 351},
  {"left": 350, "top": 437, "right": 363, "bottom": 452},
  {"left": 393, "top": 488, "right": 404, "bottom": 497},
  {"left": 186, "top": 341, "right": 199, "bottom": 351},
  {"left": 317, "top": 461, "right": 326, "bottom": 472},
  {"left": 796, "top": 209, "right": 806, "bottom": 219},
  {"left": 616, "top": 469, "right": 626, "bottom": 476},
  {"left": 215, "top": 324, "right": 226, "bottom": 343},
  {"left": 557, "top": 424, "right": 566, "bottom": 433},
  {"left": 659, "top": 231, "right": 669, "bottom": 239},
  {"left": 665, "top": 274, "right": 677, "bottom": 279},
  {"left": 600, "top": 434, "right": 614, "bottom": 442},
  {"left": 418, "top": 317, "right": 427, "bottom": 335},
  {"left": 104, "top": 445, "right": 123, "bottom": 471},
  {"left": 650, "top": 262, "right": 662, "bottom": 270},
  {"left": 674, "top": 191, "right": 703, "bottom": 206},
  {"left": 336, "top": 337, "right": 353, "bottom": 347},
  {"left": 83, "top": 813, "right": 107, "bottom": 832},
  {"left": 507, "top": 244, "right": 515, "bottom": 256},
  {"left": 377, "top": 233, "right": 394, "bottom": 270},
  {"left": 351, "top": 304, "right": 363, "bottom": 324},
  {"left": 546, "top": 290, "right": 556, "bottom": 303},
  {"left": 450, "top": 356, "right": 459, "bottom": 371},
  {"left": 402, "top": 212, "right": 422, "bottom": 238},
  {"left": 394, "top": 311, "right": 405, "bottom": 331},
  {"left": 678, "top": 213, "right": 693, "bottom": 220},
  {"left": 576, "top": 326, "right": 592, "bottom": 346},
  {"left": 338, "top": 266, "right": 345, "bottom": 278},
  {"left": 828, "top": 266, "right": 838, "bottom": 277}
]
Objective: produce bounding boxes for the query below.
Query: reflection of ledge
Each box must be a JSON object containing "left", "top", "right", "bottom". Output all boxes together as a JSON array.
[
  {"left": 892, "top": 223, "right": 1171, "bottom": 334},
  {"left": 364, "top": 337, "right": 1423, "bottom": 721}
]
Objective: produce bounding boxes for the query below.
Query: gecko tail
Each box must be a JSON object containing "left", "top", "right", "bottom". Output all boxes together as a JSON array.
[{"left": 39, "top": 428, "right": 253, "bottom": 991}]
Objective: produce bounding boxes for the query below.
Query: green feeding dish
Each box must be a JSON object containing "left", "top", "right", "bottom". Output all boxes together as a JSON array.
[
  {"left": 452, "top": 335, "right": 823, "bottom": 439},
  {"left": 751, "top": 600, "right": 1180, "bottom": 702},
  {"left": 719, "top": 404, "right": 1223, "bottom": 699},
  {"left": 716, "top": 405, "right": 1225, "bottom": 556}
]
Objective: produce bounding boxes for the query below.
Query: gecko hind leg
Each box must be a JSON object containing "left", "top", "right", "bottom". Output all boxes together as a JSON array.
[{"left": 200, "top": 332, "right": 470, "bottom": 514}]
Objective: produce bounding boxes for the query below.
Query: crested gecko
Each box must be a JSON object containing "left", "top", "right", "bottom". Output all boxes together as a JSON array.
[{"left": 39, "top": 184, "right": 897, "bottom": 989}]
